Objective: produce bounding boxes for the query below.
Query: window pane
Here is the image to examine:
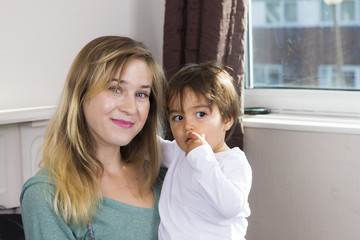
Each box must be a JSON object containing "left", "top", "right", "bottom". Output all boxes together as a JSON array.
[
  {"left": 341, "top": 0, "right": 355, "bottom": 22},
  {"left": 266, "top": 3, "right": 280, "bottom": 23},
  {"left": 343, "top": 71, "right": 355, "bottom": 87},
  {"left": 284, "top": 3, "right": 297, "bottom": 22},
  {"left": 321, "top": 1, "right": 333, "bottom": 22},
  {"left": 249, "top": 0, "right": 360, "bottom": 91}
]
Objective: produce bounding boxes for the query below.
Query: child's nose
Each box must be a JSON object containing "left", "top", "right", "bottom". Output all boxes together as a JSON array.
[{"left": 184, "top": 118, "right": 194, "bottom": 132}]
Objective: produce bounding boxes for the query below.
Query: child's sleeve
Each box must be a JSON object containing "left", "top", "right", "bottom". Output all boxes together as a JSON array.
[
  {"left": 186, "top": 145, "right": 252, "bottom": 219},
  {"left": 158, "top": 136, "right": 177, "bottom": 168}
]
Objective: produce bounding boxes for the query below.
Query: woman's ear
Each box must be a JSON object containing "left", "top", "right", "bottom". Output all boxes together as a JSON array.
[{"left": 223, "top": 117, "right": 234, "bottom": 131}]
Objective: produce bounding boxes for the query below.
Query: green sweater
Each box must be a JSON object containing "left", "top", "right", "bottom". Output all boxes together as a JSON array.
[{"left": 20, "top": 169, "right": 166, "bottom": 240}]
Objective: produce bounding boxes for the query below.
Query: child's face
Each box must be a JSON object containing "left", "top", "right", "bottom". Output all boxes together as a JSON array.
[{"left": 169, "top": 88, "right": 233, "bottom": 153}]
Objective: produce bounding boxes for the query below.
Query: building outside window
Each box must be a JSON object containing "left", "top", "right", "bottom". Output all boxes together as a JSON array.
[
  {"left": 247, "top": 0, "right": 360, "bottom": 116},
  {"left": 249, "top": 0, "right": 360, "bottom": 90}
]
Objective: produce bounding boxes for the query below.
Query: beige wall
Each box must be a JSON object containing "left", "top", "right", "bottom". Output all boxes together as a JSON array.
[{"left": 244, "top": 127, "right": 360, "bottom": 240}]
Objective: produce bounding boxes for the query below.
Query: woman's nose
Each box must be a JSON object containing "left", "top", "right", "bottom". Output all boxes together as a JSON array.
[{"left": 119, "top": 94, "right": 136, "bottom": 114}]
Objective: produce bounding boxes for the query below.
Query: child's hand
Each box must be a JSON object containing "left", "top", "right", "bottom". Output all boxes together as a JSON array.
[{"left": 185, "top": 131, "right": 208, "bottom": 156}]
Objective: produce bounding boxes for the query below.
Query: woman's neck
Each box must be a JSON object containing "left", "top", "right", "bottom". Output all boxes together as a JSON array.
[
  {"left": 95, "top": 144, "right": 154, "bottom": 208},
  {"left": 99, "top": 154, "right": 154, "bottom": 208},
  {"left": 95, "top": 144, "right": 122, "bottom": 171}
]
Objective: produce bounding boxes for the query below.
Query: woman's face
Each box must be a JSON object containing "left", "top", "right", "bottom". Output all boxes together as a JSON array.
[{"left": 83, "top": 58, "right": 152, "bottom": 151}]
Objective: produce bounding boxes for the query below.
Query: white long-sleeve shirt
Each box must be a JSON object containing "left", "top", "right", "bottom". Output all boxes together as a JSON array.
[{"left": 158, "top": 138, "right": 252, "bottom": 240}]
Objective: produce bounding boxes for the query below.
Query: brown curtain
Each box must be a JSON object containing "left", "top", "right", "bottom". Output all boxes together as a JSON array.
[{"left": 163, "top": 0, "right": 248, "bottom": 150}]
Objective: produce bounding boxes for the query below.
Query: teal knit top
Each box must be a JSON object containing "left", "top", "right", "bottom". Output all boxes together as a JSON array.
[{"left": 20, "top": 168, "right": 166, "bottom": 240}]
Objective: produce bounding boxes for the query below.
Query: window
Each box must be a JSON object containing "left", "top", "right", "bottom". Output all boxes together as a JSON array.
[
  {"left": 321, "top": 1, "right": 334, "bottom": 22},
  {"left": 318, "top": 65, "right": 360, "bottom": 89},
  {"left": 253, "top": 64, "right": 283, "bottom": 87},
  {"left": 284, "top": 2, "right": 297, "bottom": 22},
  {"left": 321, "top": 0, "right": 356, "bottom": 23},
  {"left": 266, "top": 3, "right": 281, "bottom": 23},
  {"left": 247, "top": 0, "right": 360, "bottom": 116},
  {"left": 341, "top": 0, "right": 356, "bottom": 22},
  {"left": 265, "top": 0, "right": 298, "bottom": 24}
]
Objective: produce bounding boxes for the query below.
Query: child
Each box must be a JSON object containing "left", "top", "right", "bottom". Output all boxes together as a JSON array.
[{"left": 158, "top": 61, "right": 252, "bottom": 239}]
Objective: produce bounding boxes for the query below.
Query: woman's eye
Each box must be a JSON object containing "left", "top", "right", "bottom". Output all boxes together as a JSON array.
[
  {"left": 109, "top": 86, "right": 122, "bottom": 94},
  {"left": 196, "top": 112, "right": 206, "bottom": 117},
  {"left": 136, "top": 92, "right": 149, "bottom": 99},
  {"left": 172, "top": 115, "right": 183, "bottom": 121}
]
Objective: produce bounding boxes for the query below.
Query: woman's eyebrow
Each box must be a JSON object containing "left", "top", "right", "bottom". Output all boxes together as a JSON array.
[{"left": 112, "top": 79, "right": 151, "bottom": 89}]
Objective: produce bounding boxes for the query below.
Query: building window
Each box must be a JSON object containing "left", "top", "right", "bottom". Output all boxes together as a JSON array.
[
  {"left": 253, "top": 65, "right": 283, "bottom": 87},
  {"left": 265, "top": 0, "right": 298, "bottom": 24},
  {"left": 284, "top": 2, "right": 297, "bottom": 23},
  {"left": 341, "top": 0, "right": 356, "bottom": 22},
  {"left": 321, "top": 1, "right": 334, "bottom": 22},
  {"left": 318, "top": 65, "right": 360, "bottom": 89},
  {"left": 266, "top": 3, "right": 280, "bottom": 23},
  {"left": 321, "top": 0, "right": 357, "bottom": 23}
]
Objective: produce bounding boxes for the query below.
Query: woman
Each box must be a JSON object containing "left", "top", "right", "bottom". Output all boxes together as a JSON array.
[{"left": 20, "top": 36, "right": 166, "bottom": 240}]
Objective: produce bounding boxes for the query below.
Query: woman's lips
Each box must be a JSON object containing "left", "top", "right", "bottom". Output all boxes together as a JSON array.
[{"left": 111, "top": 119, "right": 134, "bottom": 129}]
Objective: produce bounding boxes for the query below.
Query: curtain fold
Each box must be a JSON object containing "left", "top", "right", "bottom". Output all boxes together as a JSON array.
[{"left": 163, "top": 0, "right": 247, "bottom": 150}]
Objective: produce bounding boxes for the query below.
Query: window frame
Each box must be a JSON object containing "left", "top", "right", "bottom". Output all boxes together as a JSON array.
[{"left": 245, "top": 0, "right": 360, "bottom": 118}]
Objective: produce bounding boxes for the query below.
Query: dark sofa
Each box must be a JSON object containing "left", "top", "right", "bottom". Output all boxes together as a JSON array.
[{"left": 0, "top": 214, "right": 25, "bottom": 240}]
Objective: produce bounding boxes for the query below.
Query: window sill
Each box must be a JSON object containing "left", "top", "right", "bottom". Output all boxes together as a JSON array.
[
  {"left": 0, "top": 106, "right": 56, "bottom": 125},
  {"left": 244, "top": 89, "right": 360, "bottom": 118},
  {"left": 243, "top": 113, "right": 360, "bottom": 135},
  {"left": 1, "top": 106, "right": 359, "bottom": 135}
]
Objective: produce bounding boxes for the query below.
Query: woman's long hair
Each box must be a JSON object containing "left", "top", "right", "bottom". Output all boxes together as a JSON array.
[{"left": 39, "top": 36, "right": 165, "bottom": 225}]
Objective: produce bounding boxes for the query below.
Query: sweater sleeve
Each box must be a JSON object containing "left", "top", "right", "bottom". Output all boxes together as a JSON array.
[
  {"left": 186, "top": 145, "right": 252, "bottom": 220},
  {"left": 20, "top": 178, "right": 76, "bottom": 240}
]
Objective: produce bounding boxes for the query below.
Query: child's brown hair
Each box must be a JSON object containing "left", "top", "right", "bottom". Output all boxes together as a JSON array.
[{"left": 166, "top": 61, "right": 240, "bottom": 140}]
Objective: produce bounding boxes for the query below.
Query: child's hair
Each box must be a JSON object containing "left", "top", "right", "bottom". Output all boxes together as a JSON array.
[
  {"left": 39, "top": 36, "right": 165, "bottom": 225},
  {"left": 166, "top": 61, "right": 240, "bottom": 140}
]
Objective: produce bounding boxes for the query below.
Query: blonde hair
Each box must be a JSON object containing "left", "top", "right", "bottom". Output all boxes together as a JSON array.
[
  {"left": 40, "top": 36, "right": 165, "bottom": 225},
  {"left": 167, "top": 61, "right": 240, "bottom": 140}
]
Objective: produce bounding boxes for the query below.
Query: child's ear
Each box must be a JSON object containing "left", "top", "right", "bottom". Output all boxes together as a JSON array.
[{"left": 224, "top": 117, "right": 234, "bottom": 131}]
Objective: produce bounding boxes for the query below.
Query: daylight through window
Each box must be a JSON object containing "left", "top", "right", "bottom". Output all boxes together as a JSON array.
[{"left": 248, "top": 0, "right": 360, "bottom": 90}]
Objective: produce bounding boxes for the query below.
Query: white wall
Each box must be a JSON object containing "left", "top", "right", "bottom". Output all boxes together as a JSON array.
[
  {"left": 0, "top": 0, "right": 165, "bottom": 111},
  {"left": 244, "top": 127, "right": 360, "bottom": 240}
]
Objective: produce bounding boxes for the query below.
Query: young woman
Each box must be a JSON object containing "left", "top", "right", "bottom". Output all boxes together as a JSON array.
[{"left": 20, "top": 36, "right": 166, "bottom": 240}]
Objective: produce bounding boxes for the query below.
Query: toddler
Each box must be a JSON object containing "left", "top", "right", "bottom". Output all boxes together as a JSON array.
[{"left": 159, "top": 61, "right": 252, "bottom": 239}]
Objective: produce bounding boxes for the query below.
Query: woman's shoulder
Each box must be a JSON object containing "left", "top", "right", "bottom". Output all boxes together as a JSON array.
[
  {"left": 20, "top": 169, "right": 54, "bottom": 203},
  {"left": 23, "top": 169, "right": 53, "bottom": 187}
]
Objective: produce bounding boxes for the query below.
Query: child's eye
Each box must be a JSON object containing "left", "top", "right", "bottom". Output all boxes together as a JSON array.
[
  {"left": 196, "top": 112, "right": 206, "bottom": 117},
  {"left": 171, "top": 115, "right": 183, "bottom": 121},
  {"left": 136, "top": 92, "right": 149, "bottom": 99}
]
